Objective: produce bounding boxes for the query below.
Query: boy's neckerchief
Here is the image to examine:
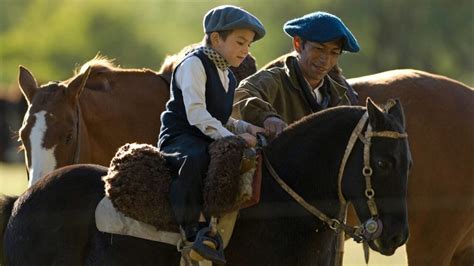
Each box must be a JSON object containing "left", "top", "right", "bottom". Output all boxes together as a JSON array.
[{"left": 199, "top": 46, "right": 231, "bottom": 71}]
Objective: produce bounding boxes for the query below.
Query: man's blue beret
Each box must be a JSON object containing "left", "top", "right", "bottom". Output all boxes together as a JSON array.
[
  {"left": 283, "top": 11, "right": 360, "bottom": 52},
  {"left": 203, "top": 5, "right": 266, "bottom": 42}
]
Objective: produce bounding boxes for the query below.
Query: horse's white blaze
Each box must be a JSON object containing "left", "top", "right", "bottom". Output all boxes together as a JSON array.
[{"left": 28, "top": 110, "right": 57, "bottom": 187}]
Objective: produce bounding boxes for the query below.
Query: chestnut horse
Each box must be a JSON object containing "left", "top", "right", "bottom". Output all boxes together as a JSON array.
[
  {"left": 17, "top": 55, "right": 472, "bottom": 265},
  {"left": 2, "top": 100, "right": 411, "bottom": 265},
  {"left": 17, "top": 59, "right": 169, "bottom": 186},
  {"left": 349, "top": 70, "right": 474, "bottom": 266}
]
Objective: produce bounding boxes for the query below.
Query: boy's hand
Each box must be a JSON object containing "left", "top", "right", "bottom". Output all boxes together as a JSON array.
[
  {"left": 246, "top": 124, "right": 265, "bottom": 136},
  {"left": 238, "top": 133, "right": 257, "bottom": 147},
  {"left": 263, "top": 117, "right": 287, "bottom": 138}
]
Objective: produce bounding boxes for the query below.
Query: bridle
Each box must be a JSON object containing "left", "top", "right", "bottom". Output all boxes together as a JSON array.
[
  {"left": 261, "top": 100, "right": 408, "bottom": 262},
  {"left": 23, "top": 70, "right": 89, "bottom": 184},
  {"left": 71, "top": 67, "right": 92, "bottom": 165},
  {"left": 72, "top": 104, "right": 81, "bottom": 164}
]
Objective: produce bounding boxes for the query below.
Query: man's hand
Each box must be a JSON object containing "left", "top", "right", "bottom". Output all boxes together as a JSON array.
[
  {"left": 263, "top": 117, "right": 287, "bottom": 138},
  {"left": 247, "top": 124, "right": 265, "bottom": 136},
  {"left": 238, "top": 133, "right": 257, "bottom": 147}
]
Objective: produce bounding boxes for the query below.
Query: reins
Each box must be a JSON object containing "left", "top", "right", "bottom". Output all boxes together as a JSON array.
[{"left": 261, "top": 100, "right": 408, "bottom": 264}]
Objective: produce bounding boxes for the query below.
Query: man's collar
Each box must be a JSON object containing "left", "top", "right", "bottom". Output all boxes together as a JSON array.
[{"left": 305, "top": 78, "right": 324, "bottom": 91}]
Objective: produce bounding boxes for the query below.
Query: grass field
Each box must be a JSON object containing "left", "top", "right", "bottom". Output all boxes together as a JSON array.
[
  {"left": 0, "top": 163, "right": 407, "bottom": 265},
  {"left": 0, "top": 163, "right": 28, "bottom": 195}
]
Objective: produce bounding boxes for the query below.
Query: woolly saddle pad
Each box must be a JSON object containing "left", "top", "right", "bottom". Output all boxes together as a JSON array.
[{"left": 103, "top": 136, "right": 255, "bottom": 232}]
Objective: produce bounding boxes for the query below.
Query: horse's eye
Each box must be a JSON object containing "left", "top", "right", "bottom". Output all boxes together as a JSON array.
[
  {"left": 377, "top": 160, "right": 391, "bottom": 170},
  {"left": 65, "top": 132, "right": 73, "bottom": 144}
]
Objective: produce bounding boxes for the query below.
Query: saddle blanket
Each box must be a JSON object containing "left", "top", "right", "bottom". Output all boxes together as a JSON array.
[
  {"left": 95, "top": 197, "right": 181, "bottom": 245},
  {"left": 95, "top": 197, "right": 238, "bottom": 247}
]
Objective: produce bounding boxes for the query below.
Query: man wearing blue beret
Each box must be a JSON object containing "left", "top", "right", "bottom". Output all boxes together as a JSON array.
[{"left": 233, "top": 11, "right": 360, "bottom": 137}]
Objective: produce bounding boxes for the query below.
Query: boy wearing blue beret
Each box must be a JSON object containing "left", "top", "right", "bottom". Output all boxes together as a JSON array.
[
  {"left": 158, "top": 5, "right": 265, "bottom": 264},
  {"left": 233, "top": 11, "right": 360, "bottom": 137}
]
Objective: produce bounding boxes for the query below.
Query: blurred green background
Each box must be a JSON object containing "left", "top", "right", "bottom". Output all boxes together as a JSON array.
[
  {"left": 1, "top": 0, "right": 473, "bottom": 88},
  {"left": 0, "top": 0, "right": 473, "bottom": 164},
  {"left": 1, "top": 2, "right": 471, "bottom": 263},
  {"left": 0, "top": 0, "right": 473, "bottom": 169}
]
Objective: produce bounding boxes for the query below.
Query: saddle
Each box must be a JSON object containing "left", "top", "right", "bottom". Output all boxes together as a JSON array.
[{"left": 95, "top": 137, "right": 262, "bottom": 248}]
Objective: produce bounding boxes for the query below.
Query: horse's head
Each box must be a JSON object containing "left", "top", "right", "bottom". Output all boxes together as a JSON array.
[
  {"left": 18, "top": 66, "right": 91, "bottom": 187},
  {"left": 343, "top": 98, "right": 411, "bottom": 255}
]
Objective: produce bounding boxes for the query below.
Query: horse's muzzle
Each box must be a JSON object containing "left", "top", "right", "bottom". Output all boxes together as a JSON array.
[{"left": 369, "top": 227, "right": 409, "bottom": 256}]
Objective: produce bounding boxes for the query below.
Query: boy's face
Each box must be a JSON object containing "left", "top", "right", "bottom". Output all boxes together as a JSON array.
[{"left": 212, "top": 28, "right": 255, "bottom": 67}]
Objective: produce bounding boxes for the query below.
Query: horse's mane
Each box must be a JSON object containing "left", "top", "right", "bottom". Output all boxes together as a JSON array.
[
  {"left": 74, "top": 44, "right": 258, "bottom": 85},
  {"left": 158, "top": 43, "right": 201, "bottom": 75},
  {"left": 296, "top": 105, "right": 362, "bottom": 128},
  {"left": 74, "top": 54, "right": 118, "bottom": 75},
  {"left": 157, "top": 43, "right": 258, "bottom": 84},
  {"left": 271, "top": 106, "right": 365, "bottom": 150}
]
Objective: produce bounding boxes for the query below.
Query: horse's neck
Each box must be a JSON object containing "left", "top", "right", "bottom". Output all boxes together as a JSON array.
[{"left": 76, "top": 71, "right": 167, "bottom": 165}]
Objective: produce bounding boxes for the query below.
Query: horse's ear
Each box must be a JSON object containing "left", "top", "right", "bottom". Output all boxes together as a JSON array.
[
  {"left": 387, "top": 99, "right": 406, "bottom": 128},
  {"left": 18, "top": 66, "right": 38, "bottom": 105},
  {"left": 366, "top": 97, "right": 386, "bottom": 129},
  {"left": 67, "top": 66, "right": 92, "bottom": 101}
]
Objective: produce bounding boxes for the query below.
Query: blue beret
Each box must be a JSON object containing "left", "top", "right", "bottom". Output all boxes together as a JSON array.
[
  {"left": 203, "top": 5, "right": 266, "bottom": 41},
  {"left": 283, "top": 11, "right": 360, "bottom": 52}
]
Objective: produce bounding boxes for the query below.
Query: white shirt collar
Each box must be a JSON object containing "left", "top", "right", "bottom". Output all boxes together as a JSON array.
[{"left": 304, "top": 77, "right": 325, "bottom": 104}]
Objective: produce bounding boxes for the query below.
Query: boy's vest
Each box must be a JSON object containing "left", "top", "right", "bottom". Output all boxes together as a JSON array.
[{"left": 159, "top": 49, "right": 237, "bottom": 146}]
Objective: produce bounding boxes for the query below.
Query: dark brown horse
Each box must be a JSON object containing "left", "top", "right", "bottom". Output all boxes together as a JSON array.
[{"left": 2, "top": 99, "right": 411, "bottom": 265}]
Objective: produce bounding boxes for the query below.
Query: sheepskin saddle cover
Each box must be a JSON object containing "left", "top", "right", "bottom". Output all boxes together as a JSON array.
[{"left": 103, "top": 136, "right": 255, "bottom": 232}]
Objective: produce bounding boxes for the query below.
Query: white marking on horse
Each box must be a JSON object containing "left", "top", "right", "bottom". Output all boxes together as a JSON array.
[{"left": 28, "top": 110, "right": 57, "bottom": 187}]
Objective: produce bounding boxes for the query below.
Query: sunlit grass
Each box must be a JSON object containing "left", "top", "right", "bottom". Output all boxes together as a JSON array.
[
  {"left": 344, "top": 242, "right": 407, "bottom": 265},
  {"left": 0, "top": 163, "right": 28, "bottom": 195}
]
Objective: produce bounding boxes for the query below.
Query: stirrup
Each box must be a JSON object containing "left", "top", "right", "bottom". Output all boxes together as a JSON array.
[{"left": 190, "top": 227, "right": 226, "bottom": 265}]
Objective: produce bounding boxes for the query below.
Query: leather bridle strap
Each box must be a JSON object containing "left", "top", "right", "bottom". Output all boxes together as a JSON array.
[
  {"left": 337, "top": 112, "right": 369, "bottom": 207},
  {"left": 263, "top": 154, "right": 333, "bottom": 225},
  {"left": 356, "top": 112, "right": 408, "bottom": 265},
  {"left": 359, "top": 124, "right": 409, "bottom": 218},
  {"left": 262, "top": 152, "right": 364, "bottom": 241},
  {"left": 72, "top": 67, "right": 91, "bottom": 164},
  {"left": 72, "top": 104, "right": 81, "bottom": 164},
  {"left": 263, "top": 105, "right": 408, "bottom": 241},
  {"left": 263, "top": 101, "right": 409, "bottom": 265}
]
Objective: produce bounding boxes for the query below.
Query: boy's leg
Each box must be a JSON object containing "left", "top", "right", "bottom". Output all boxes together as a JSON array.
[
  {"left": 161, "top": 135, "right": 225, "bottom": 264},
  {"left": 162, "top": 135, "right": 211, "bottom": 240}
]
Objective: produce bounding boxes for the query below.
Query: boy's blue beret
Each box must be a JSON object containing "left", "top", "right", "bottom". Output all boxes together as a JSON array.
[
  {"left": 283, "top": 11, "right": 360, "bottom": 52},
  {"left": 203, "top": 5, "right": 266, "bottom": 41}
]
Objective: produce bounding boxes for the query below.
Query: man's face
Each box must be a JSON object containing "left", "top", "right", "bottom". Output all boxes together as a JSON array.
[{"left": 294, "top": 37, "right": 342, "bottom": 87}]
